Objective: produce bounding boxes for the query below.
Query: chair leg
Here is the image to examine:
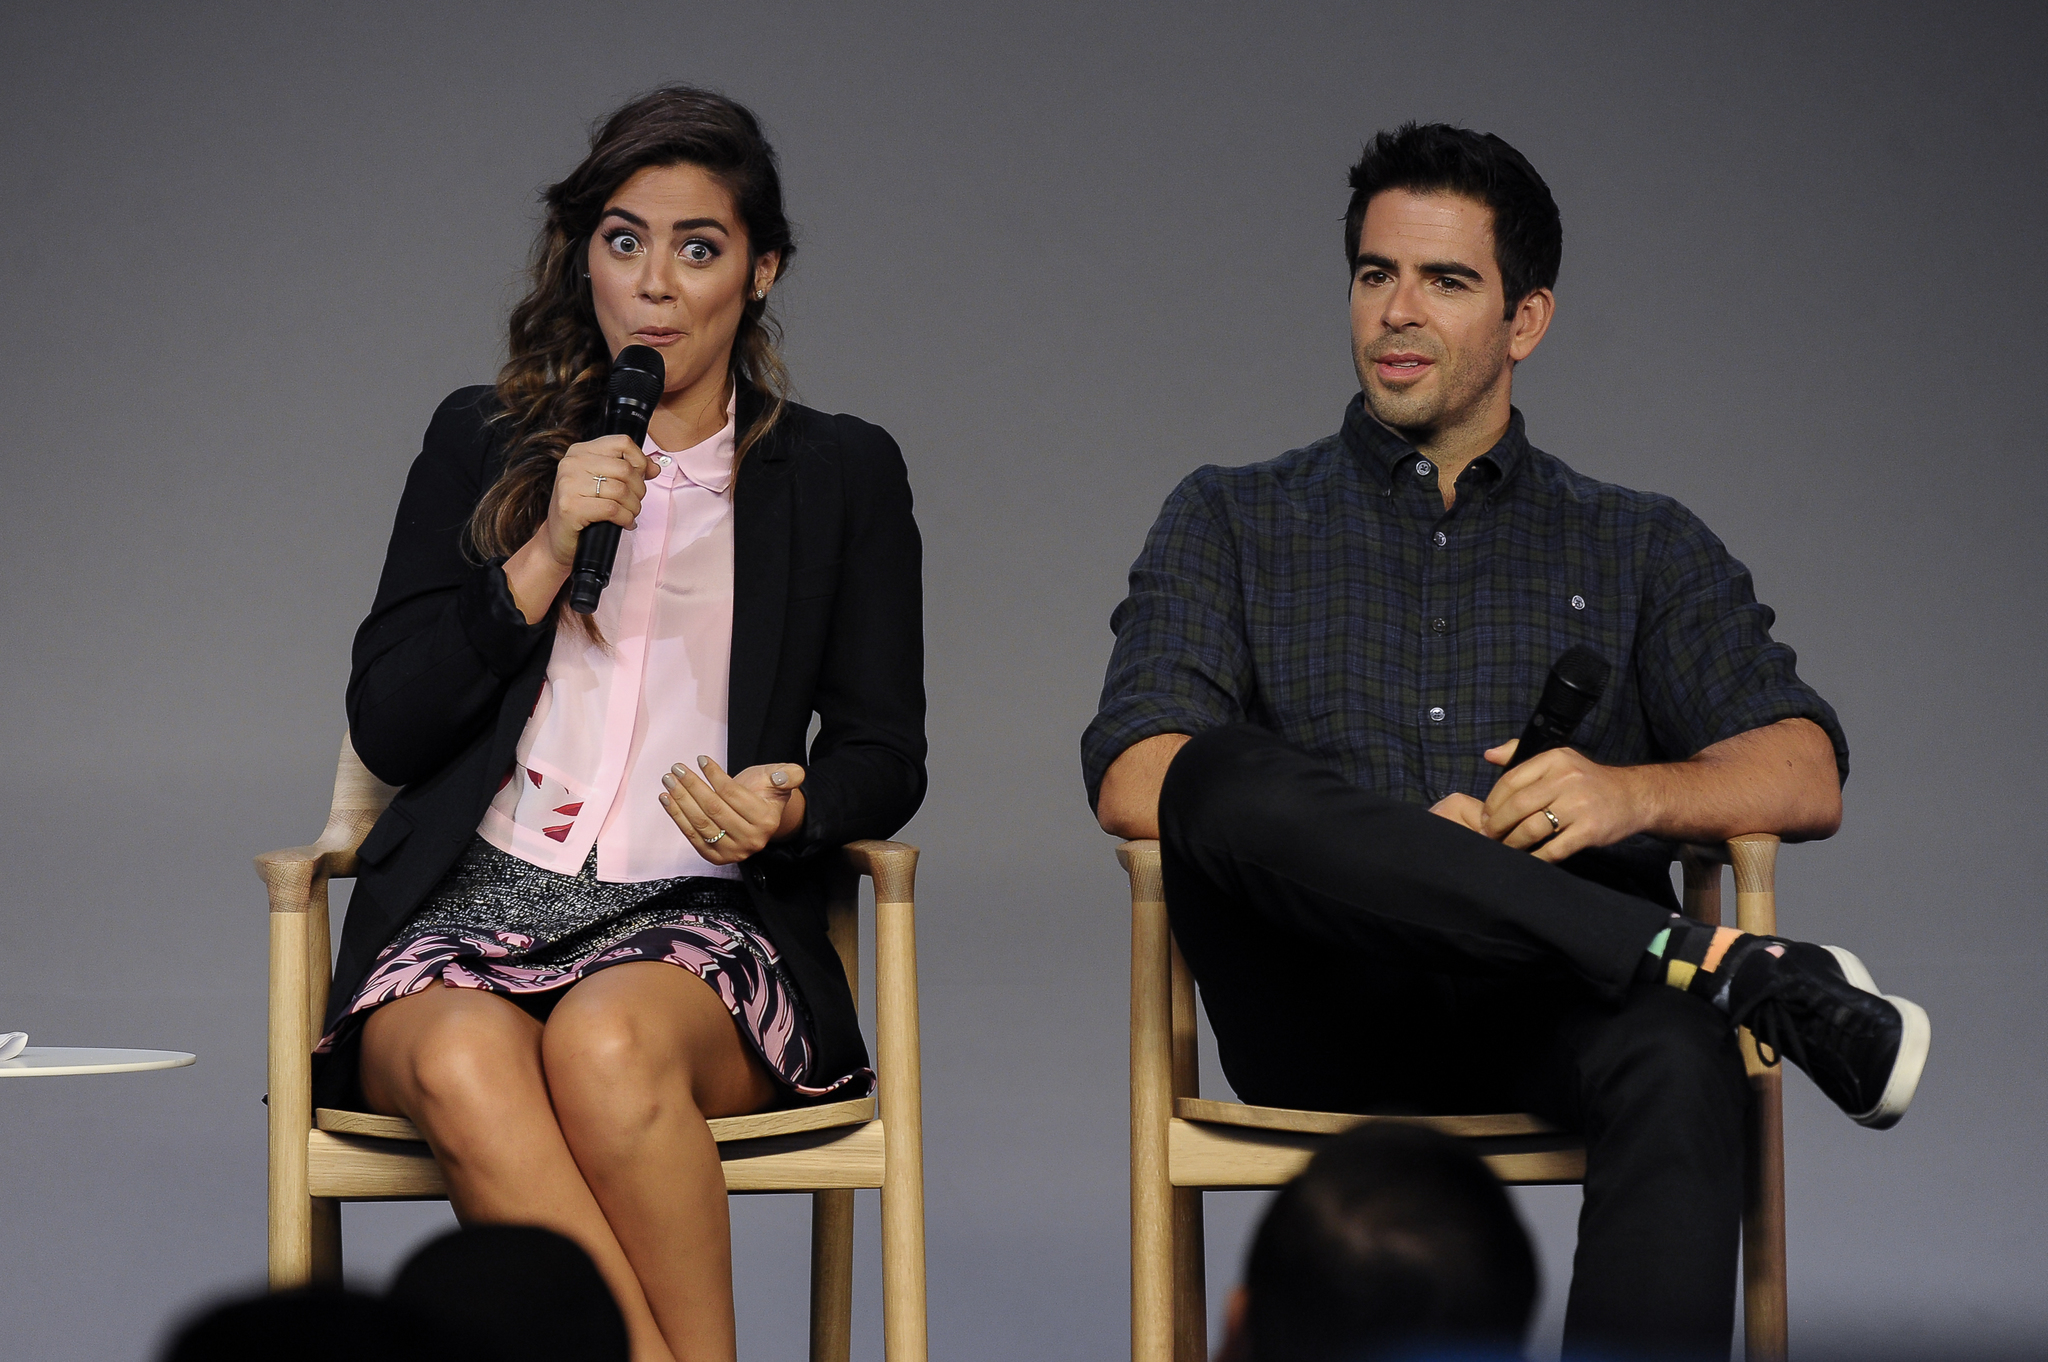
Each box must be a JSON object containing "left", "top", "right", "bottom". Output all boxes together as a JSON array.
[
  {"left": 267, "top": 1188, "right": 312, "bottom": 1289},
  {"left": 809, "top": 1190, "right": 855, "bottom": 1362},
  {"left": 875, "top": 889, "right": 930, "bottom": 1362},
  {"left": 880, "top": 1179, "right": 929, "bottom": 1362},
  {"left": 268, "top": 910, "right": 316, "bottom": 1290},
  {"left": 1130, "top": 848, "right": 1178, "bottom": 1362},
  {"left": 309, "top": 1198, "right": 343, "bottom": 1285},
  {"left": 1170, "top": 1186, "right": 1208, "bottom": 1362},
  {"left": 1743, "top": 1065, "right": 1789, "bottom": 1361},
  {"left": 1132, "top": 1155, "right": 1175, "bottom": 1362}
]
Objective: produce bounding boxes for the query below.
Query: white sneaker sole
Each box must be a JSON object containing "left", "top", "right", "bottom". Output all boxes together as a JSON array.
[{"left": 1821, "top": 945, "right": 1931, "bottom": 1130}]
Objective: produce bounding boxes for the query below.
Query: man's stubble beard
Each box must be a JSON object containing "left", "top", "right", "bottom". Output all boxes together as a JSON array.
[{"left": 1353, "top": 329, "right": 1513, "bottom": 441}]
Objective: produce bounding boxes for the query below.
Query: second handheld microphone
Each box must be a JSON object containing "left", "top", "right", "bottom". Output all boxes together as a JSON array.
[
  {"left": 568, "top": 345, "right": 667, "bottom": 615},
  {"left": 1503, "top": 644, "right": 1612, "bottom": 770}
]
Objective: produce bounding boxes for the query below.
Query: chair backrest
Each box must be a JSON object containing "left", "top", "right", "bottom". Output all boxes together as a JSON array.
[{"left": 323, "top": 734, "right": 399, "bottom": 865}]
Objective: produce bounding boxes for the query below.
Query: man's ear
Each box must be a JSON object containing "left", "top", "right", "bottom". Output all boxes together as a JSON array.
[
  {"left": 1216, "top": 1285, "right": 1252, "bottom": 1362},
  {"left": 1507, "top": 286, "right": 1555, "bottom": 363}
]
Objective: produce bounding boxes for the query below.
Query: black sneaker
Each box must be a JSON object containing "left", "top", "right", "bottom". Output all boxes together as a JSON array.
[{"left": 1730, "top": 941, "right": 1931, "bottom": 1130}]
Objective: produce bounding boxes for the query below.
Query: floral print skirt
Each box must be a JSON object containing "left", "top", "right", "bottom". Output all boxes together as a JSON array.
[{"left": 317, "top": 835, "right": 867, "bottom": 1100}]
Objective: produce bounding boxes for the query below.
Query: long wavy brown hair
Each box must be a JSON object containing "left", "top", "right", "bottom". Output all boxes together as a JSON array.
[{"left": 470, "top": 87, "right": 796, "bottom": 587}]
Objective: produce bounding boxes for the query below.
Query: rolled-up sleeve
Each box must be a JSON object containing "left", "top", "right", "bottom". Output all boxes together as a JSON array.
[
  {"left": 1633, "top": 500, "right": 1849, "bottom": 782},
  {"left": 1081, "top": 471, "right": 1256, "bottom": 808}
]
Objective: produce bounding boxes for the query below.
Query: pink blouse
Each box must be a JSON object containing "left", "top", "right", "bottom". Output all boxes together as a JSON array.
[{"left": 479, "top": 408, "right": 740, "bottom": 882}]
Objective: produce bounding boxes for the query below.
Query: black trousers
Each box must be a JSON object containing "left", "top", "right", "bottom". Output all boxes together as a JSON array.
[{"left": 1158, "top": 725, "right": 1752, "bottom": 1359}]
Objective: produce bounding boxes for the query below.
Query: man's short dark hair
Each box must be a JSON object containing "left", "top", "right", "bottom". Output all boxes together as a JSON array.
[
  {"left": 1344, "top": 122, "right": 1562, "bottom": 316},
  {"left": 1242, "top": 1122, "right": 1538, "bottom": 1362}
]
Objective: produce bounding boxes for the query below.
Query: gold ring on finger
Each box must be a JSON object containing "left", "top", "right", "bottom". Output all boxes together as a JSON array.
[{"left": 1541, "top": 808, "right": 1561, "bottom": 834}]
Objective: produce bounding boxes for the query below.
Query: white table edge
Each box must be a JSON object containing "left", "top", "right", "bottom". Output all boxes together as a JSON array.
[{"left": 0, "top": 1048, "right": 197, "bottom": 1077}]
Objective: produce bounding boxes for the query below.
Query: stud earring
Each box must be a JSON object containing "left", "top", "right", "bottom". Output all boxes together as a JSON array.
[{"left": 754, "top": 288, "right": 766, "bottom": 301}]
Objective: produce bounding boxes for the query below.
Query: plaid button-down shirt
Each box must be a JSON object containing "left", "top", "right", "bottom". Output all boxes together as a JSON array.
[{"left": 1083, "top": 396, "right": 1846, "bottom": 892}]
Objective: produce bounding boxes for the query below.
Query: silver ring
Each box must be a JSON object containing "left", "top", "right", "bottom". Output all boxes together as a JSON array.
[
  {"left": 1542, "top": 808, "right": 1561, "bottom": 833},
  {"left": 592, "top": 474, "right": 608, "bottom": 494},
  {"left": 702, "top": 827, "right": 727, "bottom": 846}
]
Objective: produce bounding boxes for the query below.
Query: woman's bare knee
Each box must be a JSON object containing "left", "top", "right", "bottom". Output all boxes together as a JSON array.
[
  {"left": 542, "top": 965, "right": 774, "bottom": 1143},
  {"left": 361, "top": 987, "right": 545, "bottom": 1145},
  {"left": 544, "top": 994, "right": 688, "bottom": 1143}
]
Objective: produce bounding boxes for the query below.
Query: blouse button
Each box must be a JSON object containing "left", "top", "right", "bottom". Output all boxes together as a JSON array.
[
  {"left": 1428, "top": 706, "right": 1446, "bottom": 723},
  {"left": 1432, "top": 531, "right": 1448, "bottom": 548},
  {"left": 1571, "top": 595, "right": 1586, "bottom": 610},
  {"left": 1415, "top": 458, "right": 1433, "bottom": 477}
]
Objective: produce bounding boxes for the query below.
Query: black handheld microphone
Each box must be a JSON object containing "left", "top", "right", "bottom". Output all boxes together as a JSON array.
[
  {"left": 568, "top": 345, "right": 666, "bottom": 615},
  {"left": 1504, "top": 644, "right": 1612, "bottom": 770}
]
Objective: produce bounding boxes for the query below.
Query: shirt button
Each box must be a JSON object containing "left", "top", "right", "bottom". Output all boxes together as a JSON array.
[
  {"left": 1415, "top": 458, "right": 1433, "bottom": 476},
  {"left": 1432, "top": 531, "right": 1448, "bottom": 548},
  {"left": 1430, "top": 617, "right": 1449, "bottom": 633},
  {"left": 1571, "top": 595, "right": 1586, "bottom": 610},
  {"left": 1428, "top": 706, "right": 1446, "bottom": 723}
]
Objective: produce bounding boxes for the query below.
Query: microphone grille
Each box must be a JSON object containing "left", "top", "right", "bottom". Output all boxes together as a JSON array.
[
  {"left": 1556, "top": 644, "right": 1611, "bottom": 699},
  {"left": 606, "top": 345, "right": 666, "bottom": 405}
]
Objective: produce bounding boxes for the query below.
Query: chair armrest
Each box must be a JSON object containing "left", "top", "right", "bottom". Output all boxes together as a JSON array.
[
  {"left": 254, "top": 803, "right": 384, "bottom": 915},
  {"left": 1116, "top": 839, "right": 1162, "bottom": 894},
  {"left": 1679, "top": 833, "right": 1779, "bottom": 881},
  {"left": 254, "top": 844, "right": 354, "bottom": 916},
  {"left": 842, "top": 839, "right": 918, "bottom": 902},
  {"left": 1724, "top": 833, "right": 1780, "bottom": 937}
]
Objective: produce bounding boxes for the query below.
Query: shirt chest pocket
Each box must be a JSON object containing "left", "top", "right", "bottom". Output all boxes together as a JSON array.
[{"left": 1517, "top": 579, "right": 1631, "bottom": 656}]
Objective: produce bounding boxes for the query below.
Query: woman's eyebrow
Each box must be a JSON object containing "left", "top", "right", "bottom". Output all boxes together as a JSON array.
[{"left": 598, "top": 207, "right": 729, "bottom": 235}]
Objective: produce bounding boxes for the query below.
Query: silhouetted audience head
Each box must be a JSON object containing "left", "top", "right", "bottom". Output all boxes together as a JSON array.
[
  {"left": 162, "top": 1287, "right": 447, "bottom": 1361},
  {"left": 1220, "top": 1122, "right": 1539, "bottom": 1362},
  {"left": 388, "top": 1224, "right": 629, "bottom": 1362}
]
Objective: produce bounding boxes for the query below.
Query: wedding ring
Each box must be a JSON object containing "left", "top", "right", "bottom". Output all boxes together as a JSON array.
[
  {"left": 1542, "top": 808, "right": 1561, "bottom": 833},
  {"left": 703, "top": 828, "right": 728, "bottom": 846},
  {"left": 592, "top": 474, "right": 608, "bottom": 494}
]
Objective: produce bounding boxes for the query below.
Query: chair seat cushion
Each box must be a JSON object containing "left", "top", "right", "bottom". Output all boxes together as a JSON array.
[
  {"left": 314, "top": 1094, "right": 878, "bottom": 1147},
  {"left": 1175, "top": 1095, "right": 1559, "bottom": 1139}
]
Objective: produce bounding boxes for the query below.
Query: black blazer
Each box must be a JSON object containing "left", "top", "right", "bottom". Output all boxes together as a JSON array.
[{"left": 312, "top": 384, "right": 926, "bottom": 1108}]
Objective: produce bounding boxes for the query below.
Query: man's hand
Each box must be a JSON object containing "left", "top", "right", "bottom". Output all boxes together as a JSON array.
[
  {"left": 1478, "top": 739, "right": 1654, "bottom": 862},
  {"left": 1427, "top": 792, "right": 1487, "bottom": 834},
  {"left": 1428, "top": 757, "right": 1644, "bottom": 859}
]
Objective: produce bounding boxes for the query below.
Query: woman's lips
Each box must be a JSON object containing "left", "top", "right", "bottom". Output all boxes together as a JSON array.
[{"left": 633, "top": 329, "right": 684, "bottom": 346}]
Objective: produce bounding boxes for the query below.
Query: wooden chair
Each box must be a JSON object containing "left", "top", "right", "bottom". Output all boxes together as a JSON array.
[
  {"left": 1122, "top": 834, "right": 1790, "bottom": 1362},
  {"left": 258, "top": 735, "right": 930, "bottom": 1362}
]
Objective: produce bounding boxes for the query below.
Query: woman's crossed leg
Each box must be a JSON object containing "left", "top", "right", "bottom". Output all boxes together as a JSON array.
[{"left": 361, "top": 962, "right": 778, "bottom": 1362}]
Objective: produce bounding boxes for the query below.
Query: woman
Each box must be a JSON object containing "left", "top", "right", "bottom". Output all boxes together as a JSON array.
[{"left": 311, "top": 88, "right": 925, "bottom": 1362}]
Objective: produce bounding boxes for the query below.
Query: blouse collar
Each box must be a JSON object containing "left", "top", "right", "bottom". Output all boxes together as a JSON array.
[{"left": 646, "top": 391, "right": 738, "bottom": 494}]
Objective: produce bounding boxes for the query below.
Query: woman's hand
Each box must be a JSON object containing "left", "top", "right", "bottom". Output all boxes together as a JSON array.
[
  {"left": 659, "top": 758, "right": 807, "bottom": 865},
  {"left": 537, "top": 435, "right": 654, "bottom": 566},
  {"left": 500, "top": 435, "right": 654, "bottom": 622}
]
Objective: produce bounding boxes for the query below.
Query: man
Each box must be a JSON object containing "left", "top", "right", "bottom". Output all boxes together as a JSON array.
[
  {"left": 1083, "top": 123, "right": 1929, "bottom": 1357},
  {"left": 1217, "top": 1123, "right": 1538, "bottom": 1362}
]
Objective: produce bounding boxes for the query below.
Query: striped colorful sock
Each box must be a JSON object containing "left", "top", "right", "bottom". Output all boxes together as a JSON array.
[{"left": 1643, "top": 916, "right": 1784, "bottom": 1011}]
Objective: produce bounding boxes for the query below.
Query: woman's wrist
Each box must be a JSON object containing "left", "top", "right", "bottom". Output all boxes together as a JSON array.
[{"left": 502, "top": 535, "right": 572, "bottom": 625}]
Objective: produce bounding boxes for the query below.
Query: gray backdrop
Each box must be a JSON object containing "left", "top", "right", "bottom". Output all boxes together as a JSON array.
[{"left": 3, "top": 3, "right": 2043, "bottom": 1359}]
